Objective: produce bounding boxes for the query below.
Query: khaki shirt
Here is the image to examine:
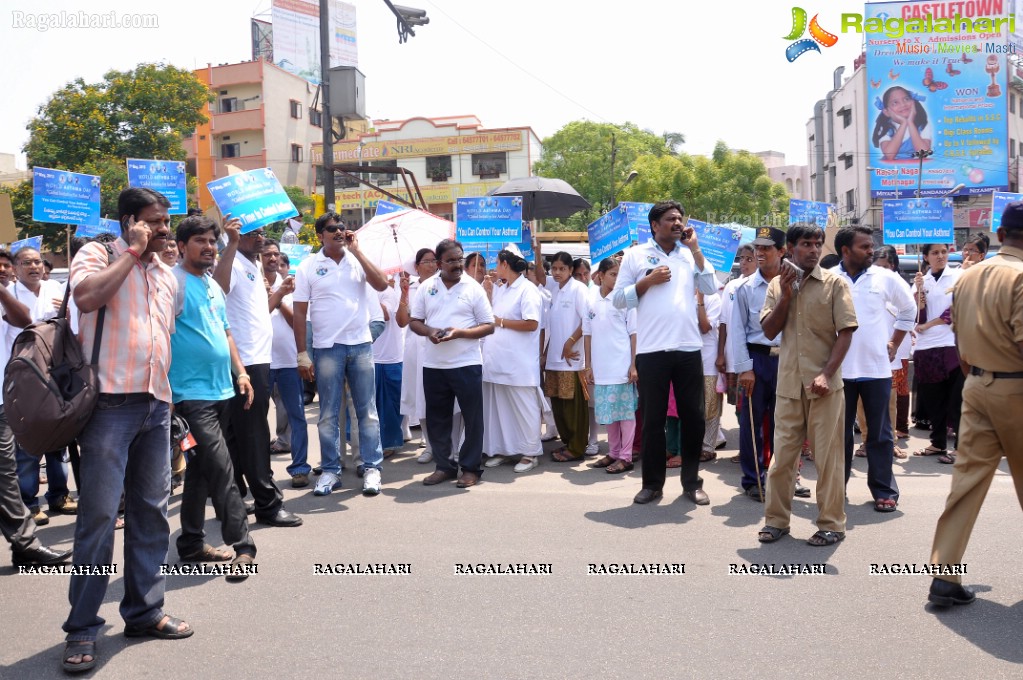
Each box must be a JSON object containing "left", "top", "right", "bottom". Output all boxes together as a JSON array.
[
  {"left": 951, "top": 244, "right": 1023, "bottom": 373},
  {"left": 761, "top": 265, "right": 858, "bottom": 400}
]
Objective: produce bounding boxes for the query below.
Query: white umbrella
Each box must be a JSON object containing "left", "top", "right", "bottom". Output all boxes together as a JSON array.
[{"left": 355, "top": 208, "right": 455, "bottom": 276}]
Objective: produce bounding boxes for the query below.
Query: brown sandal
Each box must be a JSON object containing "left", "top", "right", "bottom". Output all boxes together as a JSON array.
[
  {"left": 179, "top": 543, "right": 233, "bottom": 562},
  {"left": 606, "top": 460, "right": 634, "bottom": 474},
  {"left": 551, "top": 448, "right": 580, "bottom": 463},
  {"left": 587, "top": 455, "right": 615, "bottom": 468}
]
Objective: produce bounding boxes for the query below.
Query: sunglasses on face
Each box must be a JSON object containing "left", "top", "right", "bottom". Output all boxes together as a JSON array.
[
  {"left": 322, "top": 225, "right": 346, "bottom": 234},
  {"left": 242, "top": 230, "right": 265, "bottom": 237}
]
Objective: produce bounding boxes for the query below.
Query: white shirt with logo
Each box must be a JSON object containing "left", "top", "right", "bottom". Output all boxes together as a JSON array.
[
  {"left": 226, "top": 255, "right": 273, "bottom": 365},
  {"left": 293, "top": 249, "right": 372, "bottom": 348},
  {"left": 410, "top": 273, "right": 494, "bottom": 369}
]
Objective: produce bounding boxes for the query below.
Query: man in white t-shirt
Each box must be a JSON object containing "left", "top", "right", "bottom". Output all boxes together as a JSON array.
[
  {"left": 261, "top": 241, "right": 311, "bottom": 489},
  {"left": 831, "top": 226, "right": 916, "bottom": 512},
  {"left": 293, "top": 212, "right": 389, "bottom": 497},
  {"left": 409, "top": 239, "right": 495, "bottom": 488},
  {"left": 0, "top": 247, "right": 72, "bottom": 567},
  {"left": 612, "top": 201, "right": 718, "bottom": 507},
  {"left": 213, "top": 221, "right": 302, "bottom": 528},
  {"left": 373, "top": 280, "right": 405, "bottom": 458}
]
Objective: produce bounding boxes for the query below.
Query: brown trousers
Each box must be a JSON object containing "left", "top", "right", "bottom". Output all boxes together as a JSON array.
[
  {"left": 930, "top": 373, "right": 1023, "bottom": 583},
  {"left": 766, "top": 387, "right": 847, "bottom": 533}
]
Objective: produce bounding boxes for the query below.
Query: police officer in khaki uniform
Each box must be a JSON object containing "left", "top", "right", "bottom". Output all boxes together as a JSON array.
[{"left": 927, "top": 202, "right": 1023, "bottom": 607}]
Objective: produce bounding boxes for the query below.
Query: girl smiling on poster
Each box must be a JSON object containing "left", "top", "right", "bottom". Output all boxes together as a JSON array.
[{"left": 872, "top": 86, "right": 932, "bottom": 161}]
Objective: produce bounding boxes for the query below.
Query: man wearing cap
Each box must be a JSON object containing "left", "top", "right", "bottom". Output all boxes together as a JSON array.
[
  {"left": 731, "top": 227, "right": 800, "bottom": 501},
  {"left": 927, "top": 202, "right": 1023, "bottom": 606}
]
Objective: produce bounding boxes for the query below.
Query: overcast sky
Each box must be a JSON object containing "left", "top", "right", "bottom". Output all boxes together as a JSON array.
[{"left": 1, "top": 0, "right": 866, "bottom": 169}]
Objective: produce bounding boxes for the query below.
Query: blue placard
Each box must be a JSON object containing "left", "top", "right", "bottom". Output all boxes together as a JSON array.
[
  {"left": 206, "top": 168, "right": 299, "bottom": 234},
  {"left": 32, "top": 167, "right": 101, "bottom": 226},
  {"left": 127, "top": 159, "right": 187, "bottom": 215},
  {"left": 789, "top": 199, "right": 832, "bottom": 229},
  {"left": 865, "top": 2, "right": 1009, "bottom": 198},
  {"left": 280, "top": 243, "right": 313, "bottom": 276},
  {"left": 990, "top": 191, "right": 1023, "bottom": 232},
  {"left": 689, "top": 219, "right": 742, "bottom": 273},
  {"left": 882, "top": 198, "right": 954, "bottom": 244},
  {"left": 455, "top": 196, "right": 523, "bottom": 243},
  {"left": 375, "top": 200, "right": 405, "bottom": 217},
  {"left": 75, "top": 218, "right": 120, "bottom": 239},
  {"left": 618, "top": 202, "right": 655, "bottom": 244},
  {"left": 587, "top": 209, "right": 630, "bottom": 264},
  {"left": 10, "top": 235, "right": 42, "bottom": 254},
  {"left": 465, "top": 227, "right": 535, "bottom": 269}
]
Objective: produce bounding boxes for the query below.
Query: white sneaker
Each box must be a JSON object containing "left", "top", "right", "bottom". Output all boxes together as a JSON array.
[
  {"left": 417, "top": 450, "right": 433, "bottom": 464},
  {"left": 313, "top": 471, "right": 341, "bottom": 496},
  {"left": 362, "top": 468, "right": 381, "bottom": 496},
  {"left": 584, "top": 442, "right": 599, "bottom": 457},
  {"left": 514, "top": 457, "right": 539, "bottom": 473},
  {"left": 484, "top": 456, "right": 505, "bottom": 468}
]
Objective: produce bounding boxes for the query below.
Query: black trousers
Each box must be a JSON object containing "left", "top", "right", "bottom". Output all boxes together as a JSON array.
[
  {"left": 919, "top": 369, "right": 964, "bottom": 451},
  {"left": 843, "top": 378, "right": 899, "bottom": 501},
  {"left": 0, "top": 407, "right": 39, "bottom": 553},
  {"left": 175, "top": 399, "right": 256, "bottom": 558},
  {"left": 423, "top": 365, "right": 484, "bottom": 476},
  {"left": 223, "top": 364, "right": 283, "bottom": 520},
  {"left": 636, "top": 350, "right": 705, "bottom": 492}
]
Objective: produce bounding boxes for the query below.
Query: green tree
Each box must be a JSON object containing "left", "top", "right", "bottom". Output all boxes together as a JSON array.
[
  {"left": 15, "top": 63, "right": 212, "bottom": 252},
  {"left": 533, "top": 121, "right": 675, "bottom": 231},
  {"left": 617, "top": 142, "right": 789, "bottom": 228}
]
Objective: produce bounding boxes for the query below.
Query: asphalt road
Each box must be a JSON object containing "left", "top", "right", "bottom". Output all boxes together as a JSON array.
[{"left": 2, "top": 403, "right": 1021, "bottom": 679}]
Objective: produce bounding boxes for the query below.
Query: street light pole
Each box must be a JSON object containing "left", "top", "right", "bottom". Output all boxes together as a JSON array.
[
  {"left": 320, "top": 0, "right": 334, "bottom": 211},
  {"left": 912, "top": 148, "right": 934, "bottom": 198}
]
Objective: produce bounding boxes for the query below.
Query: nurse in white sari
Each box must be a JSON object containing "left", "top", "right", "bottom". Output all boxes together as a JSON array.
[{"left": 482, "top": 246, "right": 544, "bottom": 473}]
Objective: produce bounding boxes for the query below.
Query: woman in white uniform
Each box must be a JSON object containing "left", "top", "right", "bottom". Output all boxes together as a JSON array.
[{"left": 482, "top": 247, "right": 544, "bottom": 473}]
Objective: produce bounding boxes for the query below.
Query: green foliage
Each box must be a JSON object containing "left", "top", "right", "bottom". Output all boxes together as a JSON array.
[
  {"left": 15, "top": 63, "right": 212, "bottom": 252},
  {"left": 533, "top": 121, "right": 676, "bottom": 230},
  {"left": 534, "top": 121, "right": 789, "bottom": 232}
]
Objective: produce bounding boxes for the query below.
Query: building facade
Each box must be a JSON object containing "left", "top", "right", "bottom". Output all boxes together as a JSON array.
[
  {"left": 311, "top": 115, "right": 542, "bottom": 226},
  {"left": 755, "top": 150, "right": 810, "bottom": 201},
  {"left": 184, "top": 60, "right": 331, "bottom": 209}
]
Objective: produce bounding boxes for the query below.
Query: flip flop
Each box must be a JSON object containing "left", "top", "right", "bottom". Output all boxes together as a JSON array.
[
  {"left": 124, "top": 615, "right": 194, "bottom": 640},
  {"left": 758, "top": 525, "right": 790, "bottom": 543},
  {"left": 666, "top": 455, "right": 682, "bottom": 468},
  {"left": 914, "top": 447, "right": 947, "bottom": 457},
  {"left": 874, "top": 498, "right": 897, "bottom": 513},
  {"left": 854, "top": 446, "right": 867, "bottom": 458},
  {"left": 587, "top": 455, "right": 615, "bottom": 469},
  {"left": 807, "top": 530, "right": 846, "bottom": 546},
  {"left": 937, "top": 452, "right": 956, "bottom": 464}
]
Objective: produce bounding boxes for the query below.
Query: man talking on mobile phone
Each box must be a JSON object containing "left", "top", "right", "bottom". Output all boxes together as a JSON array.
[{"left": 612, "top": 201, "right": 718, "bottom": 507}]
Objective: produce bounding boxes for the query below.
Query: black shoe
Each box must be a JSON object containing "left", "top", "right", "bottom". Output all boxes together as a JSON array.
[
  {"left": 685, "top": 488, "right": 710, "bottom": 505},
  {"left": 745, "top": 486, "right": 765, "bottom": 502},
  {"left": 312, "top": 466, "right": 323, "bottom": 476},
  {"left": 244, "top": 500, "right": 255, "bottom": 515},
  {"left": 794, "top": 483, "right": 811, "bottom": 498},
  {"left": 356, "top": 465, "right": 365, "bottom": 479},
  {"left": 256, "top": 508, "right": 303, "bottom": 527},
  {"left": 633, "top": 488, "right": 663, "bottom": 505},
  {"left": 12, "top": 545, "right": 73, "bottom": 567},
  {"left": 928, "top": 578, "right": 975, "bottom": 606}
]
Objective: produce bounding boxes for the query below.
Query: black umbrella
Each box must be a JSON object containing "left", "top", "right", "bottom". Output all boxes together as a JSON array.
[{"left": 489, "top": 176, "right": 591, "bottom": 221}]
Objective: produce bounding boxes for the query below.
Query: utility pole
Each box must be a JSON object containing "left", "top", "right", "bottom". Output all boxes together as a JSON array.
[
  {"left": 912, "top": 148, "right": 933, "bottom": 198},
  {"left": 320, "top": 0, "right": 334, "bottom": 211}
]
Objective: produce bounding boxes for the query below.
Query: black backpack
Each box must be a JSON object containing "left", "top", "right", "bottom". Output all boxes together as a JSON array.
[{"left": 3, "top": 285, "right": 105, "bottom": 456}]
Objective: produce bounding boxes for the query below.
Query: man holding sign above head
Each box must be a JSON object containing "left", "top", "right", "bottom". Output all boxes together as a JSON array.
[{"left": 612, "top": 201, "right": 718, "bottom": 506}]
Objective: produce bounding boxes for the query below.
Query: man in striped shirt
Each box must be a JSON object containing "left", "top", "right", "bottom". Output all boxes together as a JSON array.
[{"left": 62, "top": 188, "right": 192, "bottom": 674}]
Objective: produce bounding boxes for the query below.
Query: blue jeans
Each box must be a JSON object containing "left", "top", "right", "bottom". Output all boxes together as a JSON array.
[
  {"left": 16, "top": 447, "right": 70, "bottom": 510},
  {"left": 314, "top": 342, "right": 382, "bottom": 475},
  {"left": 376, "top": 362, "right": 404, "bottom": 450},
  {"left": 269, "top": 368, "right": 311, "bottom": 476},
  {"left": 63, "top": 394, "right": 172, "bottom": 642}
]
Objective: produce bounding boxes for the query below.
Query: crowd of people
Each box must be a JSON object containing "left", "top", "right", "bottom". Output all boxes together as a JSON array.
[{"left": 0, "top": 189, "right": 1020, "bottom": 673}]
